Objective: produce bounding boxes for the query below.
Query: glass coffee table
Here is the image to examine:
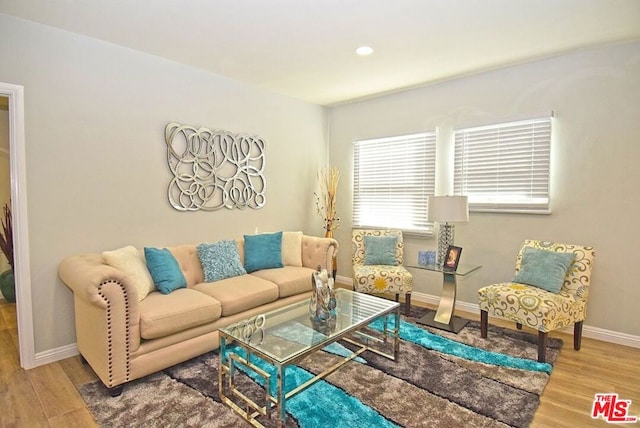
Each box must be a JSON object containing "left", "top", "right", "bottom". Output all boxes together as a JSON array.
[{"left": 218, "top": 288, "right": 400, "bottom": 427}]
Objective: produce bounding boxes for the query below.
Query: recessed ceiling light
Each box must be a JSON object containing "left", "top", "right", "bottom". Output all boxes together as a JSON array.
[{"left": 356, "top": 46, "right": 374, "bottom": 56}]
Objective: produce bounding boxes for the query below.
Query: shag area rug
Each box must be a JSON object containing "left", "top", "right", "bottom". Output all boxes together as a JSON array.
[{"left": 79, "top": 308, "right": 562, "bottom": 428}]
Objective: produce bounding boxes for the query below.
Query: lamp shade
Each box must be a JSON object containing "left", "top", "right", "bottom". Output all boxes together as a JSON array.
[{"left": 427, "top": 196, "right": 469, "bottom": 223}]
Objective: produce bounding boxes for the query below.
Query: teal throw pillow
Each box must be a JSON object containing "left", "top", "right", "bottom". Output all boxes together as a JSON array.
[
  {"left": 144, "top": 247, "right": 187, "bottom": 294},
  {"left": 244, "top": 231, "right": 284, "bottom": 273},
  {"left": 364, "top": 235, "right": 399, "bottom": 266},
  {"left": 197, "top": 240, "right": 247, "bottom": 282},
  {"left": 513, "top": 247, "right": 575, "bottom": 293}
]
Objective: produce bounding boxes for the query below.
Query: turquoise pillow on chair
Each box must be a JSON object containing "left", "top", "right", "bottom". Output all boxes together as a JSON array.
[
  {"left": 513, "top": 247, "right": 575, "bottom": 293},
  {"left": 197, "top": 240, "right": 247, "bottom": 282},
  {"left": 244, "top": 231, "right": 284, "bottom": 273},
  {"left": 144, "top": 247, "right": 187, "bottom": 294},
  {"left": 364, "top": 235, "right": 399, "bottom": 266}
]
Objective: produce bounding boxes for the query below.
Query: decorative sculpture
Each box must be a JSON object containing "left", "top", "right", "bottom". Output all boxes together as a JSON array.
[
  {"left": 164, "top": 123, "right": 266, "bottom": 211},
  {"left": 309, "top": 266, "right": 337, "bottom": 331}
]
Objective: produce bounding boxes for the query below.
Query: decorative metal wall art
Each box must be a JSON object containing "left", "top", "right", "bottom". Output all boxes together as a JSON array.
[{"left": 164, "top": 123, "right": 266, "bottom": 211}]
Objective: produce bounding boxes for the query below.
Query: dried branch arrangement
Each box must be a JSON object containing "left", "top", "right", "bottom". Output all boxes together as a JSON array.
[
  {"left": 0, "top": 204, "right": 13, "bottom": 270},
  {"left": 315, "top": 167, "right": 340, "bottom": 233}
]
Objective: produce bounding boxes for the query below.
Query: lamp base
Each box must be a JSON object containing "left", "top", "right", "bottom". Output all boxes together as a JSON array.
[{"left": 437, "top": 223, "right": 454, "bottom": 266}]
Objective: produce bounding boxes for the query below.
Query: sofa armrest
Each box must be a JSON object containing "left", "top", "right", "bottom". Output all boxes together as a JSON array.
[
  {"left": 58, "top": 254, "right": 141, "bottom": 389},
  {"left": 301, "top": 235, "right": 339, "bottom": 271},
  {"left": 59, "top": 254, "right": 137, "bottom": 305}
]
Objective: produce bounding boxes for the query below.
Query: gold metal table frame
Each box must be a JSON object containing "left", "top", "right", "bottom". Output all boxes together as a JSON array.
[
  {"left": 218, "top": 289, "right": 400, "bottom": 428},
  {"left": 408, "top": 263, "right": 481, "bottom": 333}
]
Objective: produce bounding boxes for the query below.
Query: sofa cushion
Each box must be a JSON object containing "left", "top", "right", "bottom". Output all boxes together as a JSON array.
[
  {"left": 250, "top": 266, "right": 314, "bottom": 298},
  {"left": 167, "top": 244, "right": 204, "bottom": 287},
  {"left": 193, "top": 275, "right": 279, "bottom": 317},
  {"left": 138, "top": 288, "right": 222, "bottom": 339},
  {"left": 364, "top": 235, "right": 399, "bottom": 266},
  {"left": 102, "top": 245, "right": 155, "bottom": 301},
  {"left": 197, "top": 240, "right": 246, "bottom": 282},
  {"left": 244, "top": 232, "right": 284, "bottom": 273},
  {"left": 282, "top": 231, "right": 303, "bottom": 267},
  {"left": 513, "top": 247, "right": 575, "bottom": 293},
  {"left": 144, "top": 247, "right": 188, "bottom": 294}
]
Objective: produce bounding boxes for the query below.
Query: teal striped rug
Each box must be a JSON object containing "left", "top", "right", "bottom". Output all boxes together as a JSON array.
[{"left": 79, "top": 308, "right": 562, "bottom": 427}]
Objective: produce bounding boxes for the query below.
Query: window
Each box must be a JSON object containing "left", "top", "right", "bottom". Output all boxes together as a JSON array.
[
  {"left": 353, "top": 132, "right": 436, "bottom": 233},
  {"left": 453, "top": 117, "right": 552, "bottom": 213}
]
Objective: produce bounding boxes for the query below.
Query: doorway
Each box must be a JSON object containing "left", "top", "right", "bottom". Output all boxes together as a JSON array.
[
  {"left": 0, "top": 96, "right": 9, "bottom": 275},
  {"left": 0, "top": 82, "right": 35, "bottom": 369},
  {"left": 0, "top": 96, "right": 15, "bottom": 360}
]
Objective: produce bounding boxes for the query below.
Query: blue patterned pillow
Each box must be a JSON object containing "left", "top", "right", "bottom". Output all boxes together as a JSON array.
[
  {"left": 197, "top": 241, "right": 247, "bottom": 282},
  {"left": 513, "top": 247, "right": 575, "bottom": 293},
  {"left": 144, "top": 247, "right": 187, "bottom": 294},
  {"left": 364, "top": 235, "right": 399, "bottom": 266},
  {"left": 244, "top": 232, "right": 284, "bottom": 273}
]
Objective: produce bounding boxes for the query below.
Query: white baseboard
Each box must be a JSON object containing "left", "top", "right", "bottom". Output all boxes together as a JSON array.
[
  {"left": 577, "top": 325, "right": 640, "bottom": 349},
  {"left": 410, "top": 291, "right": 640, "bottom": 349},
  {"left": 31, "top": 279, "right": 639, "bottom": 368},
  {"left": 336, "top": 275, "right": 640, "bottom": 349},
  {"left": 336, "top": 274, "right": 352, "bottom": 287},
  {"left": 34, "top": 343, "right": 78, "bottom": 367}
]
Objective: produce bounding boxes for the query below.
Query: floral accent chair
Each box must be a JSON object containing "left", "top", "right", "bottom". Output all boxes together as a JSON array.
[
  {"left": 478, "top": 240, "right": 595, "bottom": 362},
  {"left": 352, "top": 229, "right": 413, "bottom": 316}
]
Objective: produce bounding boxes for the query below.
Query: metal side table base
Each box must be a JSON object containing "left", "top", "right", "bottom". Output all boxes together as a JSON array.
[
  {"left": 416, "top": 310, "right": 470, "bottom": 333},
  {"left": 409, "top": 264, "right": 482, "bottom": 334}
]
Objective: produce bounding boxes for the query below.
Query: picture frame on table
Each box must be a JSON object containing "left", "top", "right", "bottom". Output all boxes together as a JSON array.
[{"left": 444, "top": 246, "right": 462, "bottom": 270}]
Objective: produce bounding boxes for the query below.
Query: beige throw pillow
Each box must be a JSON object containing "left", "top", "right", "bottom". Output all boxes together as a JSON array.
[
  {"left": 282, "top": 231, "right": 303, "bottom": 267},
  {"left": 103, "top": 245, "right": 155, "bottom": 301}
]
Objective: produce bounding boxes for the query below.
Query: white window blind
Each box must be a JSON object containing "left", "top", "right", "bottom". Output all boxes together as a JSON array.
[
  {"left": 453, "top": 117, "right": 552, "bottom": 213},
  {"left": 353, "top": 132, "right": 436, "bottom": 233}
]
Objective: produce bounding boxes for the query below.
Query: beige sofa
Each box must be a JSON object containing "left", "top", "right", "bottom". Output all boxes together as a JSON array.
[{"left": 58, "top": 232, "right": 338, "bottom": 395}]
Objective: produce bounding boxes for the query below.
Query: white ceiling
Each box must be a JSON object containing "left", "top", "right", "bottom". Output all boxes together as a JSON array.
[{"left": 2, "top": 0, "right": 640, "bottom": 106}]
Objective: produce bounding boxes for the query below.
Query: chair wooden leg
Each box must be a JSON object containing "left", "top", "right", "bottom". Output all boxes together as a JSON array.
[
  {"left": 538, "top": 331, "right": 548, "bottom": 362},
  {"left": 516, "top": 323, "right": 523, "bottom": 330},
  {"left": 480, "top": 310, "right": 488, "bottom": 338},
  {"left": 394, "top": 293, "right": 399, "bottom": 302},
  {"left": 574, "top": 321, "right": 583, "bottom": 351},
  {"left": 405, "top": 292, "right": 411, "bottom": 317}
]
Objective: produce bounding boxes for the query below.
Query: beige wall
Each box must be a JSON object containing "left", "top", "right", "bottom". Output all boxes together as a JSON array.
[
  {"left": 0, "top": 15, "right": 329, "bottom": 352},
  {"left": 328, "top": 40, "right": 640, "bottom": 337}
]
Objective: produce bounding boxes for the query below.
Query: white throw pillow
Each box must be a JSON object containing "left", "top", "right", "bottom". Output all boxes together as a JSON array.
[
  {"left": 282, "top": 231, "right": 303, "bottom": 267},
  {"left": 103, "top": 245, "right": 155, "bottom": 301}
]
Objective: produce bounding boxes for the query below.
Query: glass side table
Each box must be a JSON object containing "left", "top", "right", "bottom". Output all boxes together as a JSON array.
[{"left": 407, "top": 263, "right": 481, "bottom": 333}]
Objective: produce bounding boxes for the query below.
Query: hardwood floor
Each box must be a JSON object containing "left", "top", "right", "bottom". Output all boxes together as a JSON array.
[
  {"left": 0, "top": 299, "right": 99, "bottom": 427},
  {"left": 1, "top": 297, "right": 638, "bottom": 427}
]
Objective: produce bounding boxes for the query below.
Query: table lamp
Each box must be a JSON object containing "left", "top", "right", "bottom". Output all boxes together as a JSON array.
[{"left": 427, "top": 196, "right": 469, "bottom": 266}]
